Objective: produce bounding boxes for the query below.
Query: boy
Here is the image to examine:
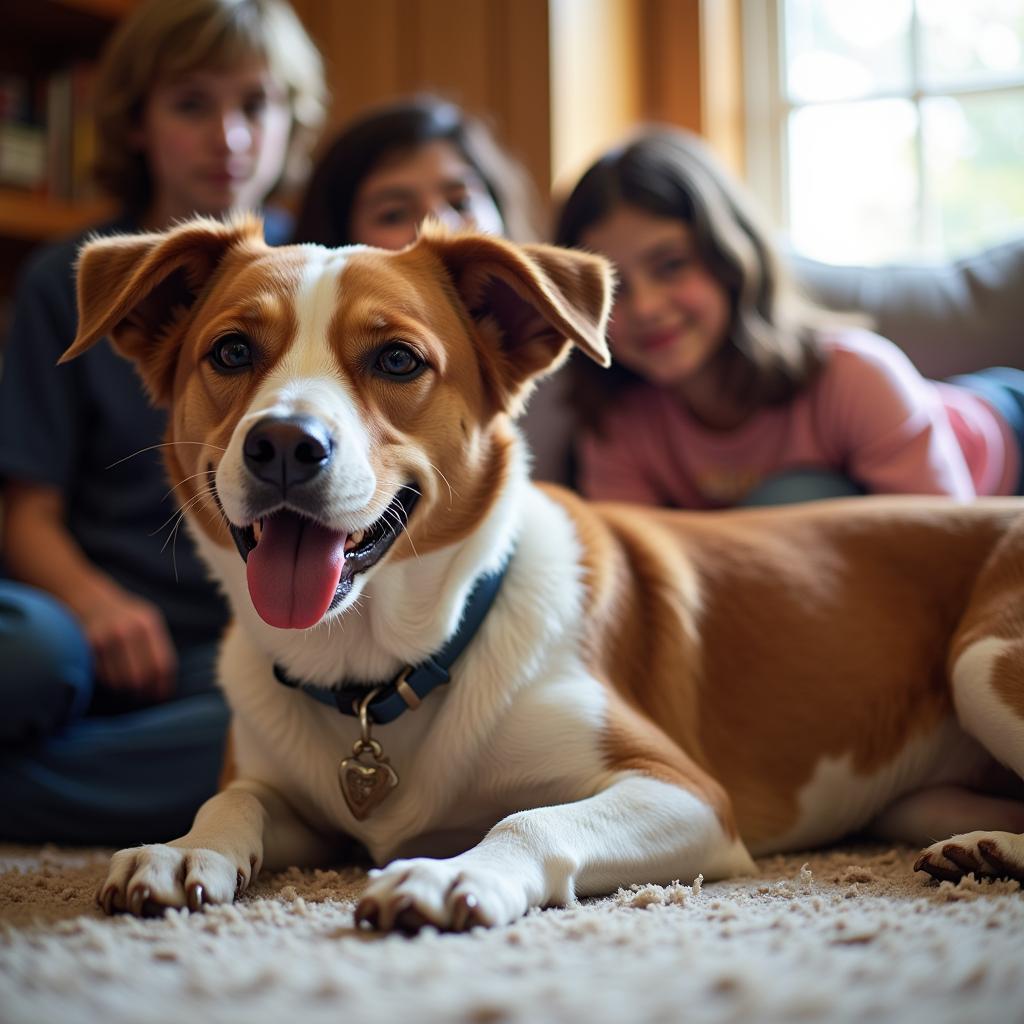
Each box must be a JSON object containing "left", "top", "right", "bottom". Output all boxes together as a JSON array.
[{"left": 0, "top": 0, "right": 325, "bottom": 843}]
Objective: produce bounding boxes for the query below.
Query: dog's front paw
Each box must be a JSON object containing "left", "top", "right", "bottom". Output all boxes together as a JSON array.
[
  {"left": 355, "top": 857, "right": 530, "bottom": 933},
  {"left": 97, "top": 844, "right": 244, "bottom": 916},
  {"left": 914, "top": 831, "right": 1024, "bottom": 884}
]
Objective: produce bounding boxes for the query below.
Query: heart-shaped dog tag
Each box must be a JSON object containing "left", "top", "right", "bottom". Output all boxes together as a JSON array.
[{"left": 339, "top": 741, "right": 399, "bottom": 821}]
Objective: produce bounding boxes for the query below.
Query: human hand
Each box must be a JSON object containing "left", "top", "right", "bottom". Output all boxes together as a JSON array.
[{"left": 80, "top": 589, "right": 177, "bottom": 700}]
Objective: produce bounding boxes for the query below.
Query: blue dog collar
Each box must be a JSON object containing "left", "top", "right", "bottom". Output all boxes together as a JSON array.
[{"left": 273, "top": 561, "right": 509, "bottom": 725}]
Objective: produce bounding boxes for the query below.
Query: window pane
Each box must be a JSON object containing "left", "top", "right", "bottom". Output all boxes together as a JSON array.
[
  {"left": 921, "top": 90, "right": 1024, "bottom": 255},
  {"left": 784, "top": 0, "right": 912, "bottom": 102},
  {"left": 918, "top": 0, "right": 1024, "bottom": 88},
  {"left": 787, "top": 100, "right": 918, "bottom": 263}
]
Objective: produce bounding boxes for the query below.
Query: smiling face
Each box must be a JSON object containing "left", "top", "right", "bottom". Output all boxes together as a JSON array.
[
  {"left": 580, "top": 204, "right": 731, "bottom": 395},
  {"left": 349, "top": 140, "right": 505, "bottom": 249},
  {"left": 166, "top": 244, "right": 508, "bottom": 629},
  {"left": 65, "top": 220, "right": 612, "bottom": 632}
]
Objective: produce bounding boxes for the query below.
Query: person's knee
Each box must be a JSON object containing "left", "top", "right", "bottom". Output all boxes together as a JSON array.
[{"left": 0, "top": 583, "right": 93, "bottom": 742}]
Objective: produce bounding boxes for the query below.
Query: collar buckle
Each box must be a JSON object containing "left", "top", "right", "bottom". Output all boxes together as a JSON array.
[
  {"left": 273, "top": 560, "right": 510, "bottom": 725},
  {"left": 394, "top": 667, "right": 422, "bottom": 711}
]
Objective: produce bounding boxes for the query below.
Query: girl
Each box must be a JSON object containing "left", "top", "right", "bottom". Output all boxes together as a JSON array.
[
  {"left": 0, "top": 0, "right": 325, "bottom": 843},
  {"left": 555, "top": 128, "right": 1024, "bottom": 509},
  {"left": 294, "top": 93, "right": 541, "bottom": 248}
]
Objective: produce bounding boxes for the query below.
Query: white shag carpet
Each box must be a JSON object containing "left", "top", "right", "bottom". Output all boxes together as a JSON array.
[{"left": 2, "top": 842, "right": 1023, "bottom": 1024}]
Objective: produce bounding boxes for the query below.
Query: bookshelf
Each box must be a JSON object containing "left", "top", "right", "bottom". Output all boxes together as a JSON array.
[
  {"left": 1, "top": 1, "right": 126, "bottom": 241},
  {"left": 0, "top": 0, "right": 128, "bottom": 326},
  {"left": 0, "top": 190, "right": 113, "bottom": 243}
]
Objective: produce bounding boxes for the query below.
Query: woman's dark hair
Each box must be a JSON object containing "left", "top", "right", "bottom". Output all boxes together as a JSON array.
[
  {"left": 294, "top": 94, "right": 539, "bottom": 246},
  {"left": 555, "top": 127, "right": 825, "bottom": 435}
]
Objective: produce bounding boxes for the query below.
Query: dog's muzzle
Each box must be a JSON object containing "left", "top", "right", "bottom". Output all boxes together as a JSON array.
[{"left": 218, "top": 414, "right": 418, "bottom": 631}]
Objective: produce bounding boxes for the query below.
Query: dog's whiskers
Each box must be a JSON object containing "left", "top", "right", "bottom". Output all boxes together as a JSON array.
[
  {"left": 153, "top": 484, "right": 217, "bottom": 539},
  {"left": 167, "top": 487, "right": 221, "bottom": 581},
  {"left": 157, "top": 488, "right": 217, "bottom": 583},
  {"left": 384, "top": 505, "right": 419, "bottom": 560},
  {"left": 425, "top": 463, "right": 456, "bottom": 505},
  {"left": 106, "top": 441, "right": 225, "bottom": 471},
  {"left": 159, "top": 499, "right": 207, "bottom": 555},
  {"left": 163, "top": 469, "right": 223, "bottom": 502}
]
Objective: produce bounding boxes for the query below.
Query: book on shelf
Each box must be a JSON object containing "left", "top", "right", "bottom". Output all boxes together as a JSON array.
[
  {"left": 0, "top": 74, "right": 45, "bottom": 190},
  {"left": 0, "top": 62, "right": 99, "bottom": 202}
]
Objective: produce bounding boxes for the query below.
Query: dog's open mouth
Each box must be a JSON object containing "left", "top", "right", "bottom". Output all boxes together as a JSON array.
[{"left": 225, "top": 485, "right": 418, "bottom": 630}]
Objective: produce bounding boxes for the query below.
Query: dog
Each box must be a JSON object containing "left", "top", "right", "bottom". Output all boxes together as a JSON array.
[{"left": 64, "top": 216, "right": 1024, "bottom": 932}]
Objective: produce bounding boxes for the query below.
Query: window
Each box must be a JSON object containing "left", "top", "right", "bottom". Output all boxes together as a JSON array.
[{"left": 743, "top": 0, "right": 1024, "bottom": 263}]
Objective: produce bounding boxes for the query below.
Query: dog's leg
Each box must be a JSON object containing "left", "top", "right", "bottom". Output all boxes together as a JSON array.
[
  {"left": 914, "top": 628, "right": 1024, "bottom": 884},
  {"left": 868, "top": 784, "right": 1024, "bottom": 848},
  {"left": 355, "top": 774, "right": 755, "bottom": 933},
  {"left": 97, "top": 781, "right": 335, "bottom": 916}
]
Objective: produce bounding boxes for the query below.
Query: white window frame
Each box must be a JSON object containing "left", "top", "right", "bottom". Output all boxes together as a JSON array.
[
  {"left": 742, "top": 0, "right": 787, "bottom": 234},
  {"left": 742, "top": 0, "right": 1024, "bottom": 259}
]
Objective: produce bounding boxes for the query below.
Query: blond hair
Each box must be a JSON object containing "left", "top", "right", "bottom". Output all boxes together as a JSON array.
[{"left": 93, "top": 0, "right": 326, "bottom": 212}]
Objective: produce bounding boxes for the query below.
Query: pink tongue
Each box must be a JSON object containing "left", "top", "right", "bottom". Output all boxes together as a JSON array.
[{"left": 246, "top": 512, "right": 348, "bottom": 629}]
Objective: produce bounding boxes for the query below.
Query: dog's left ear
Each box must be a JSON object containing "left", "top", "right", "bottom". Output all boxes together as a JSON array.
[
  {"left": 60, "top": 215, "right": 264, "bottom": 406},
  {"left": 416, "top": 227, "right": 613, "bottom": 414}
]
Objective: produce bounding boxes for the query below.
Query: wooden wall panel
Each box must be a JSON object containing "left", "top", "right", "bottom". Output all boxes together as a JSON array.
[
  {"left": 406, "top": 0, "right": 492, "bottom": 105},
  {"left": 549, "top": 0, "right": 643, "bottom": 192},
  {"left": 489, "top": 0, "right": 551, "bottom": 210},
  {"left": 289, "top": 0, "right": 404, "bottom": 131},
  {"left": 289, "top": 0, "right": 551, "bottom": 208},
  {"left": 641, "top": 0, "right": 703, "bottom": 132},
  {"left": 637, "top": 0, "right": 744, "bottom": 175},
  {"left": 288, "top": 0, "right": 741, "bottom": 207},
  {"left": 321, "top": 1, "right": 402, "bottom": 121},
  {"left": 699, "top": 0, "right": 745, "bottom": 175}
]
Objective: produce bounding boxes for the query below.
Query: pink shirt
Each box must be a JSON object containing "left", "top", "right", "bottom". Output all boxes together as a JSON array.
[{"left": 578, "top": 330, "right": 1018, "bottom": 509}]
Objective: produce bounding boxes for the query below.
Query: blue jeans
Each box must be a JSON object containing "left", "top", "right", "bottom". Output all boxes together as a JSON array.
[
  {"left": 949, "top": 367, "right": 1024, "bottom": 495},
  {"left": 740, "top": 469, "right": 865, "bottom": 507},
  {"left": 0, "top": 581, "right": 228, "bottom": 844}
]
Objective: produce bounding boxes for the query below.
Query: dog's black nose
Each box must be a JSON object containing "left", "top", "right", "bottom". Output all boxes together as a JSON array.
[{"left": 243, "top": 415, "right": 332, "bottom": 492}]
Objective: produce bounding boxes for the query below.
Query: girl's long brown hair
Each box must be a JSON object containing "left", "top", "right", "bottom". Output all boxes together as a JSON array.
[{"left": 555, "top": 128, "right": 827, "bottom": 436}]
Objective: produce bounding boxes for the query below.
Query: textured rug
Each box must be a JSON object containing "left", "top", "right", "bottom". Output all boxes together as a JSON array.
[{"left": 1, "top": 842, "right": 1023, "bottom": 1024}]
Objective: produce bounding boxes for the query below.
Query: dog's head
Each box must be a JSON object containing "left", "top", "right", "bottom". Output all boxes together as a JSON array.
[{"left": 63, "top": 216, "right": 612, "bottom": 630}]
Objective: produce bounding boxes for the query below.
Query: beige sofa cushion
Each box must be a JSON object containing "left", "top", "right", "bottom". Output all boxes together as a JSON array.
[{"left": 788, "top": 237, "right": 1024, "bottom": 380}]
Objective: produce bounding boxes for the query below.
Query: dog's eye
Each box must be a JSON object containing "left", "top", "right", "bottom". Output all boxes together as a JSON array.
[
  {"left": 210, "top": 333, "right": 253, "bottom": 372},
  {"left": 375, "top": 344, "right": 423, "bottom": 378}
]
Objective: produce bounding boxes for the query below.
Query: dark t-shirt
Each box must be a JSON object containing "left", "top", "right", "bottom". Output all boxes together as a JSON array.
[{"left": 0, "top": 211, "right": 290, "bottom": 647}]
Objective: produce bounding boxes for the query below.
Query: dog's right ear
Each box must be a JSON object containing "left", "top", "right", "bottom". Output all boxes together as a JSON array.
[
  {"left": 60, "top": 215, "right": 265, "bottom": 406},
  {"left": 414, "top": 225, "right": 614, "bottom": 416}
]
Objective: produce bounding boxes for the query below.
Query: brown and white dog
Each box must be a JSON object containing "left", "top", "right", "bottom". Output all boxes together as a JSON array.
[{"left": 65, "top": 216, "right": 1024, "bottom": 931}]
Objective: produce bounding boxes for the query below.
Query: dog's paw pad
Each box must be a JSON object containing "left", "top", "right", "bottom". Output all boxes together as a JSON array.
[{"left": 915, "top": 831, "right": 1024, "bottom": 884}]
